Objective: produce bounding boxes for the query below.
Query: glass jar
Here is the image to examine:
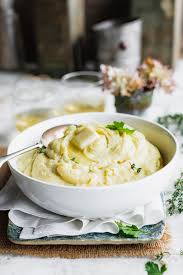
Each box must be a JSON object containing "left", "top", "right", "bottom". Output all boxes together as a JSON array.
[
  {"left": 60, "top": 71, "right": 106, "bottom": 114},
  {"left": 0, "top": 84, "right": 14, "bottom": 146},
  {"left": 13, "top": 77, "right": 60, "bottom": 132},
  {"left": 61, "top": 71, "right": 101, "bottom": 88}
]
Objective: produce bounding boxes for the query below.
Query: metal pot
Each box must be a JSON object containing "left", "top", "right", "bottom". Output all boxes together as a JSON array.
[{"left": 93, "top": 18, "right": 142, "bottom": 72}]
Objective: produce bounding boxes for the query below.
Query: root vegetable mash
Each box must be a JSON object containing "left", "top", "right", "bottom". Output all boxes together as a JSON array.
[{"left": 18, "top": 121, "right": 163, "bottom": 186}]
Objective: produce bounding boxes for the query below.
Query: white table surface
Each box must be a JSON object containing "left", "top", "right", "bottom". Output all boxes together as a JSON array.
[{"left": 0, "top": 66, "right": 183, "bottom": 274}]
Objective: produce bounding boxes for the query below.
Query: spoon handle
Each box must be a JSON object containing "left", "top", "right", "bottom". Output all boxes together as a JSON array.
[{"left": 0, "top": 143, "right": 41, "bottom": 168}]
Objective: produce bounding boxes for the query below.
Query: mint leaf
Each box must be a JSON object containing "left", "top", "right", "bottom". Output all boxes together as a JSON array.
[
  {"left": 106, "top": 121, "right": 135, "bottom": 135},
  {"left": 116, "top": 222, "right": 147, "bottom": 238},
  {"left": 145, "top": 262, "right": 167, "bottom": 275}
]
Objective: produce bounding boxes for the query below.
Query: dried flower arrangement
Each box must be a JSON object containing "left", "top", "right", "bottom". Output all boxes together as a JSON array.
[{"left": 100, "top": 57, "right": 174, "bottom": 97}]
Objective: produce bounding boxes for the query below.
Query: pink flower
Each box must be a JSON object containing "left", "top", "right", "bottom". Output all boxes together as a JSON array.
[{"left": 100, "top": 58, "right": 174, "bottom": 97}]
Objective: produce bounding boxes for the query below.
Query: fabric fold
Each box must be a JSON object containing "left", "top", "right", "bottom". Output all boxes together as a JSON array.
[{"left": 0, "top": 177, "right": 164, "bottom": 240}]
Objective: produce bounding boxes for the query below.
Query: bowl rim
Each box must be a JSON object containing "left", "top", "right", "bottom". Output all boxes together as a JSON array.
[
  {"left": 61, "top": 71, "right": 101, "bottom": 87},
  {"left": 8, "top": 112, "right": 179, "bottom": 190}
]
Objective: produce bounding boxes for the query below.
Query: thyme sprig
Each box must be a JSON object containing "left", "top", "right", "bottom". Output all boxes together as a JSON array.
[
  {"left": 157, "top": 114, "right": 183, "bottom": 135},
  {"left": 130, "top": 163, "right": 142, "bottom": 174},
  {"left": 70, "top": 157, "right": 79, "bottom": 164},
  {"left": 38, "top": 145, "right": 46, "bottom": 154},
  {"left": 155, "top": 252, "right": 170, "bottom": 261},
  {"left": 167, "top": 172, "right": 183, "bottom": 215},
  {"left": 158, "top": 114, "right": 183, "bottom": 215}
]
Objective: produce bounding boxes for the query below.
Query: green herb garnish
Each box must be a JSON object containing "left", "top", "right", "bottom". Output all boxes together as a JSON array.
[
  {"left": 38, "top": 146, "right": 46, "bottom": 154},
  {"left": 180, "top": 250, "right": 183, "bottom": 256},
  {"left": 116, "top": 221, "right": 148, "bottom": 238},
  {"left": 145, "top": 261, "right": 167, "bottom": 275},
  {"left": 137, "top": 167, "right": 142, "bottom": 173},
  {"left": 158, "top": 113, "right": 183, "bottom": 151},
  {"left": 157, "top": 114, "right": 183, "bottom": 135},
  {"left": 158, "top": 115, "right": 183, "bottom": 215},
  {"left": 89, "top": 169, "right": 94, "bottom": 173},
  {"left": 106, "top": 121, "right": 135, "bottom": 135},
  {"left": 130, "top": 163, "right": 142, "bottom": 174},
  {"left": 167, "top": 172, "right": 183, "bottom": 215},
  {"left": 70, "top": 157, "right": 79, "bottom": 164},
  {"left": 155, "top": 252, "right": 170, "bottom": 261}
]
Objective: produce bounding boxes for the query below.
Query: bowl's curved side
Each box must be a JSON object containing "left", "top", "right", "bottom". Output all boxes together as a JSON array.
[{"left": 10, "top": 154, "right": 176, "bottom": 218}]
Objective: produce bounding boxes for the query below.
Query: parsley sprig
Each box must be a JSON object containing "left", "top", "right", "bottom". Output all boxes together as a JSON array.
[
  {"left": 167, "top": 172, "right": 183, "bottom": 215},
  {"left": 116, "top": 221, "right": 148, "bottom": 238},
  {"left": 106, "top": 121, "right": 135, "bottom": 135},
  {"left": 145, "top": 261, "right": 167, "bottom": 275}
]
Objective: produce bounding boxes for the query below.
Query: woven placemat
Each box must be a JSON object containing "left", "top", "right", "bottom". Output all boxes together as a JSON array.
[
  {"left": 0, "top": 147, "right": 171, "bottom": 258},
  {"left": 0, "top": 212, "right": 170, "bottom": 258}
]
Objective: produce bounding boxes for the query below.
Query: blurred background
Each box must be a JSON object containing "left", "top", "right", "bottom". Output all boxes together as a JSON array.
[
  {"left": 0, "top": 0, "right": 182, "bottom": 146},
  {"left": 0, "top": 0, "right": 182, "bottom": 74}
]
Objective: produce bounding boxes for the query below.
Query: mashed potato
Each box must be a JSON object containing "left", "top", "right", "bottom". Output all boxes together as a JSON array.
[{"left": 18, "top": 122, "right": 163, "bottom": 186}]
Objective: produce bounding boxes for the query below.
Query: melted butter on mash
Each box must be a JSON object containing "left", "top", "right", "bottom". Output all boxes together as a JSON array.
[{"left": 18, "top": 122, "right": 163, "bottom": 186}]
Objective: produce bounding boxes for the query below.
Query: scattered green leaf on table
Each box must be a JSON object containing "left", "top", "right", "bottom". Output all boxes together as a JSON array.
[{"left": 145, "top": 261, "right": 167, "bottom": 275}]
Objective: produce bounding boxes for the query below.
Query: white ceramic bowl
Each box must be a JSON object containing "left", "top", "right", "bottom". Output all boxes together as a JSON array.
[{"left": 8, "top": 113, "right": 178, "bottom": 218}]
